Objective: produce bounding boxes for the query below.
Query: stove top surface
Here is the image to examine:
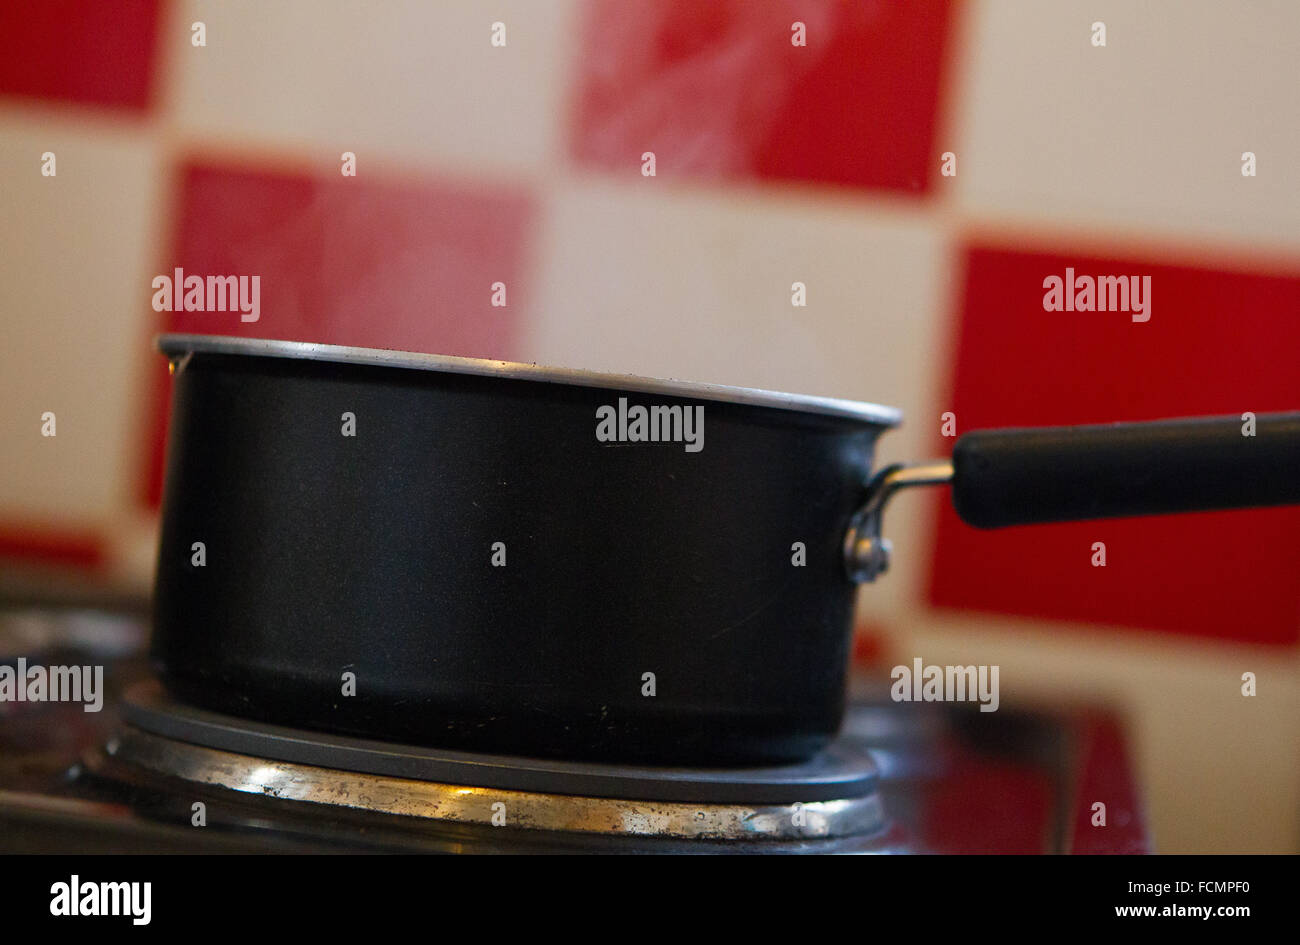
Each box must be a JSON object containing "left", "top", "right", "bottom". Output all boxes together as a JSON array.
[{"left": 0, "top": 605, "right": 1149, "bottom": 854}]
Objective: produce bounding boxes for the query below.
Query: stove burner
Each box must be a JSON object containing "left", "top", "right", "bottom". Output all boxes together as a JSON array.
[{"left": 108, "top": 682, "right": 889, "bottom": 842}]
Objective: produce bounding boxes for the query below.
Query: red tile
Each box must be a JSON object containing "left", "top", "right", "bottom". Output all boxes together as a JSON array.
[
  {"left": 0, "top": 525, "right": 104, "bottom": 569},
  {"left": 928, "top": 244, "right": 1300, "bottom": 646},
  {"left": 0, "top": 0, "right": 163, "bottom": 111},
  {"left": 570, "top": 0, "right": 955, "bottom": 194},
  {"left": 141, "top": 160, "right": 536, "bottom": 507}
]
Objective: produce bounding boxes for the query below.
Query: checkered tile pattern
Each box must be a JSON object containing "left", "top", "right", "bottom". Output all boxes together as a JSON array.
[{"left": 2, "top": 0, "right": 1298, "bottom": 850}]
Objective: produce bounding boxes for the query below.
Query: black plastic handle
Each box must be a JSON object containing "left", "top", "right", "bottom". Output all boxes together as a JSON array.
[{"left": 951, "top": 412, "right": 1300, "bottom": 529}]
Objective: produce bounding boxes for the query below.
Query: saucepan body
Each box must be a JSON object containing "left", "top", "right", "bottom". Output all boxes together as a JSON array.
[{"left": 152, "top": 335, "right": 899, "bottom": 764}]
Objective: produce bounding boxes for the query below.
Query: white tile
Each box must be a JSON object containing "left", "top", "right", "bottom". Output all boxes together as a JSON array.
[
  {"left": 169, "top": 0, "right": 580, "bottom": 176},
  {"left": 0, "top": 110, "right": 163, "bottom": 527},
  {"left": 953, "top": 0, "right": 1300, "bottom": 249},
  {"left": 525, "top": 180, "right": 950, "bottom": 407}
]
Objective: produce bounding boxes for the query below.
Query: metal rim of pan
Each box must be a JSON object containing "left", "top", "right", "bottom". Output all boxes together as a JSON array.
[{"left": 156, "top": 333, "right": 904, "bottom": 428}]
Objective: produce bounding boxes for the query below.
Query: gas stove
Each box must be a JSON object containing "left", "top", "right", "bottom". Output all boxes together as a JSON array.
[{"left": 0, "top": 603, "right": 1148, "bottom": 854}]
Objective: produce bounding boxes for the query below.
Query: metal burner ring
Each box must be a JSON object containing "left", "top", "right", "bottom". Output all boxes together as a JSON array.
[{"left": 104, "top": 728, "right": 887, "bottom": 841}]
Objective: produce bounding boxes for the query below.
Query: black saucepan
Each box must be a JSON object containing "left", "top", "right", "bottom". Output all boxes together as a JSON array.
[{"left": 151, "top": 335, "right": 1300, "bottom": 765}]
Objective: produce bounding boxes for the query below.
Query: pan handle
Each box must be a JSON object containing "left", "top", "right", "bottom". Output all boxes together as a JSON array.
[
  {"left": 952, "top": 411, "right": 1300, "bottom": 528},
  {"left": 845, "top": 411, "right": 1300, "bottom": 582}
]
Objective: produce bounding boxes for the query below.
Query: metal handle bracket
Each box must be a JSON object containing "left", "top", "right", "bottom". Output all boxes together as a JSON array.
[{"left": 843, "top": 462, "right": 953, "bottom": 583}]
